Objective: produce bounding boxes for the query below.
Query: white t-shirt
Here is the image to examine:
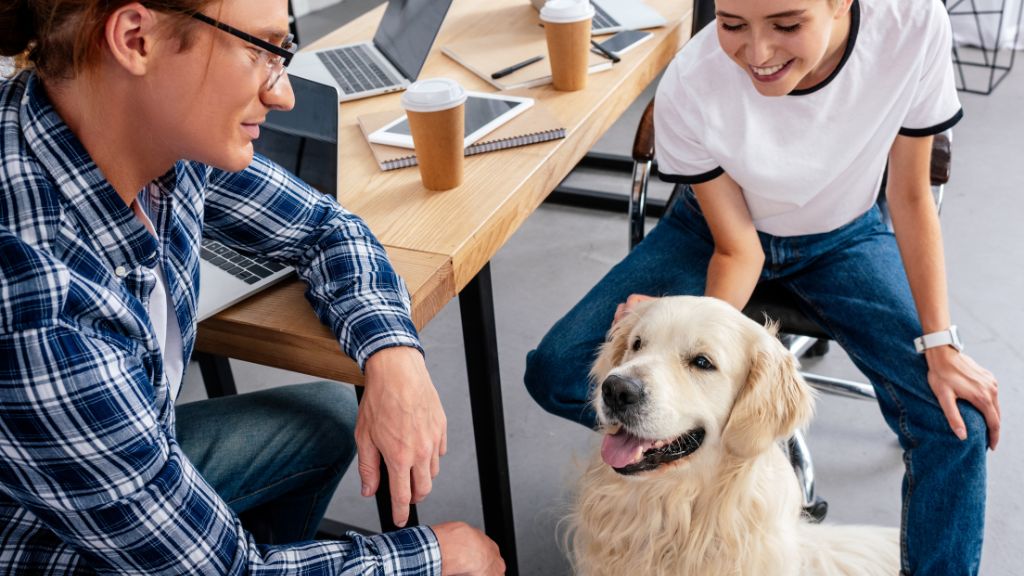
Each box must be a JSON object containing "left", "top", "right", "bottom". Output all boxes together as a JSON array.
[
  {"left": 132, "top": 200, "right": 185, "bottom": 400},
  {"left": 654, "top": 0, "right": 962, "bottom": 236}
]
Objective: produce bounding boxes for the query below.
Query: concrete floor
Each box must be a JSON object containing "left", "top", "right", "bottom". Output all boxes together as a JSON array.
[{"left": 178, "top": 3, "right": 1024, "bottom": 573}]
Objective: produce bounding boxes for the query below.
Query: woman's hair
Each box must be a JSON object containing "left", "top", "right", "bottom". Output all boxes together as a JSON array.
[{"left": 0, "top": 0, "right": 216, "bottom": 80}]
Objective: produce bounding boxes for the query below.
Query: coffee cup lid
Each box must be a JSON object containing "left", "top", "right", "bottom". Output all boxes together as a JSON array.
[
  {"left": 539, "top": 0, "right": 595, "bottom": 23},
  {"left": 401, "top": 78, "right": 467, "bottom": 113}
]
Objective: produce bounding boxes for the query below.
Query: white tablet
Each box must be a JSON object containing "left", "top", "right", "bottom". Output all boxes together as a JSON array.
[{"left": 368, "top": 92, "right": 534, "bottom": 149}]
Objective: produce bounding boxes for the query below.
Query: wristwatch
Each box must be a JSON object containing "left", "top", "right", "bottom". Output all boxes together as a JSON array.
[{"left": 914, "top": 325, "right": 963, "bottom": 353}]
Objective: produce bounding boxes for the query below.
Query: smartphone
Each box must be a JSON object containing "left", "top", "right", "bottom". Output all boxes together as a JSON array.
[{"left": 595, "top": 30, "right": 653, "bottom": 57}]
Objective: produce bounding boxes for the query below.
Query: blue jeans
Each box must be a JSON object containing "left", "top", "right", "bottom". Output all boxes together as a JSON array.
[
  {"left": 524, "top": 190, "right": 988, "bottom": 575},
  {"left": 176, "top": 381, "right": 358, "bottom": 544}
]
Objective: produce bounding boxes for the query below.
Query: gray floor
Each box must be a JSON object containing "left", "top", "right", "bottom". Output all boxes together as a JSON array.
[{"left": 178, "top": 3, "right": 1024, "bottom": 573}]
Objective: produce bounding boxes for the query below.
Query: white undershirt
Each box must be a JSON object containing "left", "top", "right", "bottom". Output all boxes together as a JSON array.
[{"left": 132, "top": 200, "right": 185, "bottom": 400}]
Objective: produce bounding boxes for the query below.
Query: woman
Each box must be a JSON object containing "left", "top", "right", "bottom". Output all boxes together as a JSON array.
[
  {"left": 0, "top": 0, "right": 503, "bottom": 573},
  {"left": 525, "top": 0, "right": 999, "bottom": 573}
]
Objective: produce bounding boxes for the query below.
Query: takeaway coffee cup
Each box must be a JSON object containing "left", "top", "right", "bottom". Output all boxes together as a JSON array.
[
  {"left": 540, "top": 0, "right": 595, "bottom": 91},
  {"left": 401, "top": 78, "right": 468, "bottom": 191}
]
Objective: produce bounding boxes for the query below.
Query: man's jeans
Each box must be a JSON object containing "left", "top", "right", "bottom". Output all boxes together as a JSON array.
[
  {"left": 524, "top": 190, "right": 988, "bottom": 575},
  {"left": 177, "top": 381, "right": 358, "bottom": 544}
]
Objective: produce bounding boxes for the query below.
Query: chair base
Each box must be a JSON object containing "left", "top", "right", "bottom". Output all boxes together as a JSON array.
[{"left": 783, "top": 335, "right": 876, "bottom": 522}]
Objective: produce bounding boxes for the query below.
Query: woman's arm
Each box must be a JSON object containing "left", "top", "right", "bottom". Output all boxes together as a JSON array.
[
  {"left": 614, "top": 174, "right": 763, "bottom": 323},
  {"left": 693, "top": 174, "right": 765, "bottom": 310},
  {"left": 887, "top": 134, "right": 1000, "bottom": 448}
]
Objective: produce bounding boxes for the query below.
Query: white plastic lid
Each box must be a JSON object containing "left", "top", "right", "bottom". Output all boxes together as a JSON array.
[
  {"left": 539, "top": 0, "right": 595, "bottom": 23},
  {"left": 401, "top": 78, "right": 467, "bottom": 113}
]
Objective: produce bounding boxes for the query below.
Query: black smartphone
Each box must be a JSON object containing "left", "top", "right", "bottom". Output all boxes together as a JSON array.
[{"left": 595, "top": 30, "right": 654, "bottom": 57}]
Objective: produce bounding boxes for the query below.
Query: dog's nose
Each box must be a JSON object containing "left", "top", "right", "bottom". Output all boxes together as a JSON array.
[{"left": 602, "top": 374, "right": 645, "bottom": 415}]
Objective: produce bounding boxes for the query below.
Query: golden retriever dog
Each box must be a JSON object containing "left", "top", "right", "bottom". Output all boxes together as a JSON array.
[{"left": 567, "top": 296, "right": 898, "bottom": 576}]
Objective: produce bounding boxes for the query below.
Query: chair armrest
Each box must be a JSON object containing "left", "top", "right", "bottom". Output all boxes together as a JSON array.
[
  {"left": 632, "top": 100, "right": 656, "bottom": 163},
  {"left": 930, "top": 132, "right": 951, "bottom": 186}
]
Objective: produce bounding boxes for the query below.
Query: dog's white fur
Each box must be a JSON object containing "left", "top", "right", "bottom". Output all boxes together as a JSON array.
[{"left": 567, "top": 296, "right": 899, "bottom": 576}]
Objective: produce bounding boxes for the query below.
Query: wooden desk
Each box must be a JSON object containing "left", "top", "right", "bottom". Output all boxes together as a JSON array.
[{"left": 197, "top": 0, "right": 692, "bottom": 572}]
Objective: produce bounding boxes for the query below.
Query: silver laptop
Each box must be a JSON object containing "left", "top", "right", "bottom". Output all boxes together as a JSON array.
[
  {"left": 288, "top": 0, "right": 455, "bottom": 102},
  {"left": 530, "top": 0, "right": 667, "bottom": 35},
  {"left": 198, "top": 76, "right": 340, "bottom": 321}
]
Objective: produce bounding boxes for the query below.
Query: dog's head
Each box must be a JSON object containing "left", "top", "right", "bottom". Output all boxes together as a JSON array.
[{"left": 590, "top": 296, "right": 814, "bottom": 475}]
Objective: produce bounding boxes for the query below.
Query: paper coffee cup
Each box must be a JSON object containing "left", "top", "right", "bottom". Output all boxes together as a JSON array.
[
  {"left": 401, "top": 78, "right": 468, "bottom": 191},
  {"left": 540, "top": 0, "right": 595, "bottom": 91}
]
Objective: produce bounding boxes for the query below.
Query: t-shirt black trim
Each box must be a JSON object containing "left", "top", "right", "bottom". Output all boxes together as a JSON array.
[
  {"left": 789, "top": 0, "right": 861, "bottom": 96},
  {"left": 658, "top": 167, "right": 725, "bottom": 184},
  {"left": 899, "top": 108, "right": 963, "bottom": 137}
]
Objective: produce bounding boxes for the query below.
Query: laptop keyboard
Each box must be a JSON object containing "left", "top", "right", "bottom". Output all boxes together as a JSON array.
[
  {"left": 593, "top": 3, "right": 618, "bottom": 29},
  {"left": 316, "top": 44, "right": 398, "bottom": 95},
  {"left": 201, "top": 239, "right": 288, "bottom": 285}
]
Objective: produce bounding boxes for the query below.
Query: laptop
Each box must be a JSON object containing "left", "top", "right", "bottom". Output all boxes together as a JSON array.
[
  {"left": 197, "top": 75, "right": 340, "bottom": 321},
  {"left": 530, "top": 0, "right": 667, "bottom": 35},
  {"left": 288, "top": 0, "right": 455, "bottom": 102}
]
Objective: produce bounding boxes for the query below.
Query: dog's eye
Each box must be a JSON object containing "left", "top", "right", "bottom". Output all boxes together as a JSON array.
[
  {"left": 691, "top": 355, "right": 715, "bottom": 370},
  {"left": 631, "top": 337, "right": 642, "bottom": 352}
]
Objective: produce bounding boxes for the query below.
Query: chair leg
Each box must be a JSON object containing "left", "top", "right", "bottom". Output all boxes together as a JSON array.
[{"left": 787, "top": 430, "right": 828, "bottom": 523}]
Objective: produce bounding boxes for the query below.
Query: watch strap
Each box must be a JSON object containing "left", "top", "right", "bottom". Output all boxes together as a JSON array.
[{"left": 914, "top": 326, "right": 962, "bottom": 353}]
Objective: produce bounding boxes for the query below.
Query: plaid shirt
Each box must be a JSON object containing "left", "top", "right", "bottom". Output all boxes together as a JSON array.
[{"left": 0, "top": 72, "right": 441, "bottom": 574}]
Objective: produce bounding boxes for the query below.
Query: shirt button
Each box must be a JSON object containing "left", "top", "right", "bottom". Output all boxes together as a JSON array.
[{"left": 114, "top": 265, "right": 128, "bottom": 278}]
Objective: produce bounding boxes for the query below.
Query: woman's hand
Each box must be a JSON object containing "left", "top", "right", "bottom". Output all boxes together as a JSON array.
[
  {"left": 613, "top": 294, "right": 657, "bottom": 325},
  {"left": 357, "top": 346, "right": 448, "bottom": 526},
  {"left": 925, "top": 346, "right": 1000, "bottom": 449}
]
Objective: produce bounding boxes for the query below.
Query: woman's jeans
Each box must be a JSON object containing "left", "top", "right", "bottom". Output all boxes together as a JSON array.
[
  {"left": 176, "top": 381, "right": 358, "bottom": 544},
  {"left": 524, "top": 190, "right": 988, "bottom": 575}
]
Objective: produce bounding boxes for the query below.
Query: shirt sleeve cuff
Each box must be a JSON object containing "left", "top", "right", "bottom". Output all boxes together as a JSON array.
[
  {"left": 361, "top": 526, "right": 442, "bottom": 576},
  {"left": 658, "top": 166, "right": 724, "bottom": 185},
  {"left": 899, "top": 108, "right": 963, "bottom": 137}
]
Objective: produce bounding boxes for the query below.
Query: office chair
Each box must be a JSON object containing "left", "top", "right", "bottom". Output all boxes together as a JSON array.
[{"left": 627, "top": 98, "right": 952, "bottom": 521}]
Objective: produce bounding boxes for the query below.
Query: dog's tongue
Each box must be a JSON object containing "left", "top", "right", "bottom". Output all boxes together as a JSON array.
[{"left": 601, "top": 430, "right": 652, "bottom": 468}]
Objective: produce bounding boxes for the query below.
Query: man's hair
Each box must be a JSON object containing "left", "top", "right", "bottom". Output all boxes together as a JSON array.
[{"left": 0, "top": 0, "right": 217, "bottom": 80}]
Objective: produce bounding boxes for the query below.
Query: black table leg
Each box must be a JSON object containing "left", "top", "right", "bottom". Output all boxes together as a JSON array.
[
  {"left": 458, "top": 263, "right": 518, "bottom": 575},
  {"left": 195, "top": 352, "right": 238, "bottom": 397}
]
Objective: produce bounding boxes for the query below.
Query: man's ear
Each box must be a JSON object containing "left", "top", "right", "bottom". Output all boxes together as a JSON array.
[{"left": 103, "top": 3, "right": 160, "bottom": 76}]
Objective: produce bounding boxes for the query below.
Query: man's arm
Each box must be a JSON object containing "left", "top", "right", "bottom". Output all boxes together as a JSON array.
[
  {"left": 0, "top": 322, "right": 442, "bottom": 574},
  {"left": 204, "top": 156, "right": 447, "bottom": 526}
]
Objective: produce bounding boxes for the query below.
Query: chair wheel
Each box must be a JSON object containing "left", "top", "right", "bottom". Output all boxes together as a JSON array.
[
  {"left": 801, "top": 497, "right": 829, "bottom": 523},
  {"left": 802, "top": 340, "right": 830, "bottom": 358}
]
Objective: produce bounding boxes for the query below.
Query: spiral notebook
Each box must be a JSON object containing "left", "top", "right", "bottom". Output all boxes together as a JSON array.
[{"left": 357, "top": 105, "right": 566, "bottom": 171}]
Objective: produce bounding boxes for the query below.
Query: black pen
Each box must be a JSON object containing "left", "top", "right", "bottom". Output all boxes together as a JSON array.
[
  {"left": 590, "top": 39, "right": 621, "bottom": 63},
  {"left": 491, "top": 55, "right": 545, "bottom": 79}
]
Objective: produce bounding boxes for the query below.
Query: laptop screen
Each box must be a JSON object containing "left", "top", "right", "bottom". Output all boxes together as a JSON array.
[
  {"left": 373, "top": 0, "right": 455, "bottom": 82},
  {"left": 254, "top": 75, "right": 339, "bottom": 197}
]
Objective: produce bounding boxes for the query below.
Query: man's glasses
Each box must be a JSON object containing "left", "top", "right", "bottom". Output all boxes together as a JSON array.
[{"left": 190, "top": 12, "right": 297, "bottom": 91}]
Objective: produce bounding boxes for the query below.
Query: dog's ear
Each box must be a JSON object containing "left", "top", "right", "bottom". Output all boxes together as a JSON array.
[
  {"left": 589, "top": 310, "right": 640, "bottom": 384},
  {"left": 722, "top": 333, "right": 814, "bottom": 458}
]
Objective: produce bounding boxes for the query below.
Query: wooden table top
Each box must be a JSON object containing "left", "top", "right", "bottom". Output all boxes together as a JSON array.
[{"left": 196, "top": 0, "right": 693, "bottom": 384}]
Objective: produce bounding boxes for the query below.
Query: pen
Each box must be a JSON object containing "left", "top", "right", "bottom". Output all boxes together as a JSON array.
[
  {"left": 491, "top": 55, "right": 545, "bottom": 79},
  {"left": 590, "top": 39, "right": 621, "bottom": 63}
]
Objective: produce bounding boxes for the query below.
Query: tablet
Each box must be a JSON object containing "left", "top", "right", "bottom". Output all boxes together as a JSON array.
[{"left": 368, "top": 92, "right": 534, "bottom": 149}]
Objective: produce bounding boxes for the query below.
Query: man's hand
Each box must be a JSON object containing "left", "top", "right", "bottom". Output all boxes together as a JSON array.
[
  {"left": 433, "top": 522, "right": 505, "bottom": 576},
  {"left": 357, "top": 346, "right": 447, "bottom": 527},
  {"left": 925, "top": 346, "right": 1000, "bottom": 449}
]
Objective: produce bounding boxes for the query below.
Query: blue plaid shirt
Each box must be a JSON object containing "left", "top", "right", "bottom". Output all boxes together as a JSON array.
[{"left": 0, "top": 71, "right": 441, "bottom": 574}]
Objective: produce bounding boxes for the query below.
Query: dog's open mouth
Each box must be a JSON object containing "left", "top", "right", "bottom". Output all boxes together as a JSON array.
[{"left": 601, "top": 427, "right": 706, "bottom": 475}]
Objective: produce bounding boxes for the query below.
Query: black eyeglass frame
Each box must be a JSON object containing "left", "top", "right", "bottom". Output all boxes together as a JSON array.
[{"left": 190, "top": 12, "right": 296, "bottom": 67}]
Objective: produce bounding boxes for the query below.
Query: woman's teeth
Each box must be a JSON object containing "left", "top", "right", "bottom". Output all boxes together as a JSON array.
[{"left": 753, "top": 62, "right": 785, "bottom": 76}]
